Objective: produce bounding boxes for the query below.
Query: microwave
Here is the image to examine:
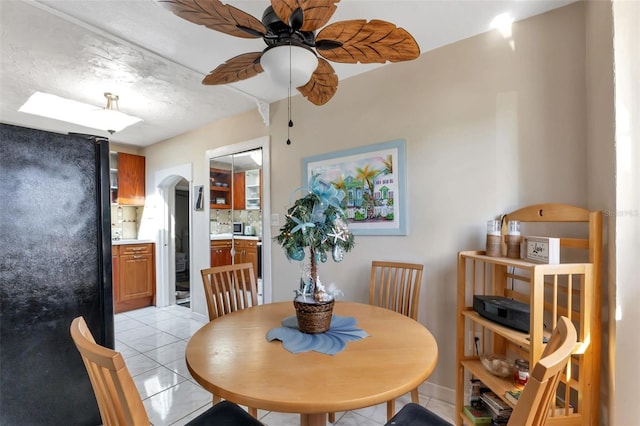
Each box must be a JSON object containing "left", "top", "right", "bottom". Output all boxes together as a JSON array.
[{"left": 232, "top": 222, "right": 244, "bottom": 235}]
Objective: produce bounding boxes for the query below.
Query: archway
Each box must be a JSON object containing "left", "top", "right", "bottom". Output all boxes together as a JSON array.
[{"left": 152, "top": 163, "right": 192, "bottom": 308}]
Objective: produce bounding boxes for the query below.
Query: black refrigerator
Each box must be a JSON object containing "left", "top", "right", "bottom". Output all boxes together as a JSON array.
[{"left": 0, "top": 123, "right": 114, "bottom": 425}]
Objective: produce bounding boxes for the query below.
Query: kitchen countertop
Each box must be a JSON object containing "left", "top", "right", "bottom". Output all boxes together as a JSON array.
[
  {"left": 112, "top": 239, "right": 155, "bottom": 245},
  {"left": 210, "top": 234, "right": 260, "bottom": 241}
]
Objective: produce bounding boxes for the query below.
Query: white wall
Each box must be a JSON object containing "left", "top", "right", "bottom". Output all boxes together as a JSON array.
[
  {"left": 585, "top": 1, "right": 617, "bottom": 422},
  {"left": 611, "top": 1, "right": 640, "bottom": 423},
  {"left": 142, "top": 111, "right": 268, "bottom": 317},
  {"left": 140, "top": 2, "right": 631, "bottom": 419},
  {"left": 266, "top": 3, "right": 589, "bottom": 392}
]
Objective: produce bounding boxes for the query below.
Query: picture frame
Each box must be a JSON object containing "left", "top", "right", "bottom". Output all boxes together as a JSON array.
[
  {"left": 302, "top": 139, "right": 407, "bottom": 236},
  {"left": 193, "top": 185, "right": 204, "bottom": 211}
]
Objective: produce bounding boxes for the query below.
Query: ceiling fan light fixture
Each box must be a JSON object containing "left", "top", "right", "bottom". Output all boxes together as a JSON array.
[
  {"left": 160, "top": 0, "right": 420, "bottom": 105},
  {"left": 260, "top": 45, "right": 318, "bottom": 88}
]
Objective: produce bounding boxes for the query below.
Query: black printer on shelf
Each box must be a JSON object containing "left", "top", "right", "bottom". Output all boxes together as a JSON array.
[{"left": 473, "top": 295, "right": 530, "bottom": 333}]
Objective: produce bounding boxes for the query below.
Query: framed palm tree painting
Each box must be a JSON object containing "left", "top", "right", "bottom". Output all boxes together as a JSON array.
[{"left": 302, "top": 139, "right": 407, "bottom": 236}]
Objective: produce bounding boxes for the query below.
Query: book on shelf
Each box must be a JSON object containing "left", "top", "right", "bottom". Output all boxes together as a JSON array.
[
  {"left": 504, "top": 389, "right": 521, "bottom": 405},
  {"left": 462, "top": 405, "right": 493, "bottom": 425},
  {"left": 480, "top": 391, "right": 512, "bottom": 417},
  {"left": 470, "top": 379, "right": 489, "bottom": 408},
  {"left": 504, "top": 390, "right": 574, "bottom": 415}
]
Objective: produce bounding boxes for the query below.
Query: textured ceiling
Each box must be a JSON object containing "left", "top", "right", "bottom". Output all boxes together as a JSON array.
[{"left": 0, "top": 0, "right": 575, "bottom": 147}]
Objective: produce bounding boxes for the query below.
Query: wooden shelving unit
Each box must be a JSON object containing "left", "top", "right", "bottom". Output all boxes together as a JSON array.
[
  {"left": 455, "top": 204, "right": 602, "bottom": 426},
  {"left": 210, "top": 168, "right": 231, "bottom": 209}
]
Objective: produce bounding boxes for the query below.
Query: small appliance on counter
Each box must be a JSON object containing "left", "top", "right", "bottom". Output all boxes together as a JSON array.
[
  {"left": 232, "top": 221, "right": 244, "bottom": 235},
  {"left": 244, "top": 225, "right": 254, "bottom": 236}
]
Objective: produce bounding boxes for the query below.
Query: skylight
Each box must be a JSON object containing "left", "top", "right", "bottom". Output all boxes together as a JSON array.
[{"left": 19, "top": 92, "right": 142, "bottom": 134}]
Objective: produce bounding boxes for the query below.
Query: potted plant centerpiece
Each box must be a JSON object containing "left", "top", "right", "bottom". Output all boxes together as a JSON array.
[{"left": 276, "top": 174, "right": 355, "bottom": 333}]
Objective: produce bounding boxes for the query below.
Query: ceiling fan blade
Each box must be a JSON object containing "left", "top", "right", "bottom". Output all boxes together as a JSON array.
[
  {"left": 297, "top": 58, "right": 338, "bottom": 106},
  {"left": 158, "top": 0, "right": 266, "bottom": 38},
  {"left": 202, "top": 52, "right": 264, "bottom": 85},
  {"left": 316, "top": 19, "right": 420, "bottom": 64},
  {"left": 270, "top": 0, "right": 339, "bottom": 32}
]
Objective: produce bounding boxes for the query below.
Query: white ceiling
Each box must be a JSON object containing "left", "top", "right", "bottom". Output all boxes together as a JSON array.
[{"left": 0, "top": 0, "right": 576, "bottom": 147}]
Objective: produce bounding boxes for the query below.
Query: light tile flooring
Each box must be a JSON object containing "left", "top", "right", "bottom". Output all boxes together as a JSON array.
[{"left": 115, "top": 305, "right": 456, "bottom": 426}]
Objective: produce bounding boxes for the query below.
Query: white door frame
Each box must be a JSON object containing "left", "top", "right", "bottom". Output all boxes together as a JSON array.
[{"left": 154, "top": 163, "right": 192, "bottom": 308}]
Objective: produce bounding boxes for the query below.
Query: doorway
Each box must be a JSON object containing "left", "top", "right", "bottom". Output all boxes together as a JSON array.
[
  {"left": 153, "top": 163, "right": 192, "bottom": 309},
  {"left": 174, "top": 179, "right": 190, "bottom": 307}
]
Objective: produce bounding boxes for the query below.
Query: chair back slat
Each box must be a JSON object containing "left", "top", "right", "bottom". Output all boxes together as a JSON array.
[
  {"left": 201, "top": 263, "right": 259, "bottom": 321},
  {"left": 383, "top": 318, "right": 577, "bottom": 426},
  {"left": 70, "top": 317, "right": 149, "bottom": 426},
  {"left": 369, "top": 261, "right": 423, "bottom": 320},
  {"left": 507, "top": 316, "right": 578, "bottom": 426}
]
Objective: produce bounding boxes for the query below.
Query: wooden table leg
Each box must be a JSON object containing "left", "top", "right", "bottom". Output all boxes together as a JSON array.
[{"left": 300, "top": 413, "right": 327, "bottom": 426}]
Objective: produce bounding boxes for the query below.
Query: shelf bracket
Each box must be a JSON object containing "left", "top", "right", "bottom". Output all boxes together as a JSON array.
[{"left": 256, "top": 100, "right": 269, "bottom": 126}]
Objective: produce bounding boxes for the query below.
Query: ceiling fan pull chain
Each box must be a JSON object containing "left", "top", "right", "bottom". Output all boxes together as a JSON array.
[{"left": 287, "top": 42, "right": 293, "bottom": 145}]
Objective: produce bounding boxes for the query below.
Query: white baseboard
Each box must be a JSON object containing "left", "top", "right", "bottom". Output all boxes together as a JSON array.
[
  {"left": 418, "top": 381, "right": 456, "bottom": 405},
  {"left": 191, "top": 311, "right": 209, "bottom": 324}
]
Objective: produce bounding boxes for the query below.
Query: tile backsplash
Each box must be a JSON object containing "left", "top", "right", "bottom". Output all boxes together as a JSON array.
[
  {"left": 111, "top": 205, "right": 142, "bottom": 240},
  {"left": 210, "top": 209, "right": 262, "bottom": 236}
]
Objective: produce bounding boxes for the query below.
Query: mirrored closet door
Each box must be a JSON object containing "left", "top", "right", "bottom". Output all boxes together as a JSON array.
[{"left": 209, "top": 148, "right": 264, "bottom": 303}]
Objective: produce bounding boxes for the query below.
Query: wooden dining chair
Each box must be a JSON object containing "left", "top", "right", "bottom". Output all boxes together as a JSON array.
[
  {"left": 384, "top": 316, "right": 578, "bottom": 426},
  {"left": 371, "top": 260, "right": 424, "bottom": 420},
  {"left": 506, "top": 316, "right": 578, "bottom": 425},
  {"left": 329, "top": 261, "right": 425, "bottom": 423},
  {"left": 69, "top": 316, "right": 264, "bottom": 426},
  {"left": 369, "top": 260, "right": 424, "bottom": 321},
  {"left": 200, "top": 262, "right": 259, "bottom": 416},
  {"left": 200, "top": 262, "right": 259, "bottom": 322}
]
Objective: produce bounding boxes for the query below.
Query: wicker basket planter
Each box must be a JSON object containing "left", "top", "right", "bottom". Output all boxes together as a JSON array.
[{"left": 294, "top": 299, "right": 334, "bottom": 334}]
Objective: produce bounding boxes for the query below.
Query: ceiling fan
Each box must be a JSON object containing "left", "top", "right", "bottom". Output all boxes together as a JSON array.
[{"left": 158, "top": 0, "right": 420, "bottom": 105}]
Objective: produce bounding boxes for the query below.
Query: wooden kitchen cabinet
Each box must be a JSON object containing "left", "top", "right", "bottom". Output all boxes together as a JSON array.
[
  {"left": 233, "top": 170, "right": 263, "bottom": 210},
  {"left": 112, "top": 249, "right": 120, "bottom": 305},
  {"left": 111, "top": 152, "right": 145, "bottom": 206},
  {"left": 210, "top": 239, "right": 258, "bottom": 274},
  {"left": 234, "top": 239, "right": 258, "bottom": 276},
  {"left": 233, "top": 171, "right": 245, "bottom": 210},
  {"left": 113, "top": 243, "right": 155, "bottom": 313},
  {"left": 210, "top": 168, "right": 231, "bottom": 209},
  {"left": 210, "top": 239, "right": 232, "bottom": 267},
  {"left": 210, "top": 168, "right": 262, "bottom": 211}
]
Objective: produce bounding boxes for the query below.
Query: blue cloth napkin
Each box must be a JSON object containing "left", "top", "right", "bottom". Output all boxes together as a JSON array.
[{"left": 266, "top": 315, "right": 369, "bottom": 355}]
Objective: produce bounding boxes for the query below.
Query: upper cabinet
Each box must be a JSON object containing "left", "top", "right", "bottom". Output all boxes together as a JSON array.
[
  {"left": 110, "top": 152, "right": 145, "bottom": 206},
  {"left": 233, "top": 171, "right": 245, "bottom": 210},
  {"left": 211, "top": 168, "right": 261, "bottom": 210},
  {"left": 245, "top": 169, "right": 261, "bottom": 210},
  {"left": 210, "top": 168, "right": 231, "bottom": 209}
]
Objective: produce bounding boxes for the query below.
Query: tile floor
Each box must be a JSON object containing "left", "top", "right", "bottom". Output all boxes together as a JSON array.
[{"left": 115, "top": 305, "right": 456, "bottom": 426}]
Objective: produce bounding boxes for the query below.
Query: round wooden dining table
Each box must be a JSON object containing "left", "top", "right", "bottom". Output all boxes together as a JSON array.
[{"left": 185, "top": 301, "right": 439, "bottom": 426}]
